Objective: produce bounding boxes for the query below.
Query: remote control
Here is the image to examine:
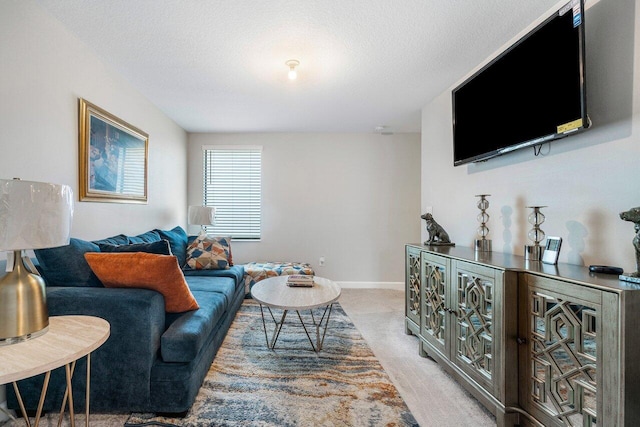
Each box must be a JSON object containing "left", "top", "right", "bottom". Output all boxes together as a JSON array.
[{"left": 588, "top": 265, "right": 624, "bottom": 275}]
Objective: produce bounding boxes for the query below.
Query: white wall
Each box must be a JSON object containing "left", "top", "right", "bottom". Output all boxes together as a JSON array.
[
  {"left": 421, "top": 0, "right": 640, "bottom": 272},
  {"left": 0, "top": 1, "right": 188, "bottom": 242},
  {"left": 188, "top": 133, "right": 421, "bottom": 282}
]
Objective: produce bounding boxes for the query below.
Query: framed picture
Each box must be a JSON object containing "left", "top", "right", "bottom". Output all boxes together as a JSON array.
[{"left": 79, "top": 98, "right": 149, "bottom": 203}]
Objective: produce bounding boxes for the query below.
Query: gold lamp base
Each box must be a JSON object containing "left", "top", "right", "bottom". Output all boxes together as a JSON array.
[{"left": 0, "top": 250, "right": 49, "bottom": 345}]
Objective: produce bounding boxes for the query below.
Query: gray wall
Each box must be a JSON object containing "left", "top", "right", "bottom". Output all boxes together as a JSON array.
[
  {"left": 420, "top": 0, "right": 640, "bottom": 272},
  {"left": 0, "top": 1, "right": 188, "bottom": 241},
  {"left": 188, "top": 133, "right": 421, "bottom": 283}
]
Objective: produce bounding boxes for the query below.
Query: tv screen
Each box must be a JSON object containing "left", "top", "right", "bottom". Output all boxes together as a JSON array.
[{"left": 452, "top": 0, "right": 588, "bottom": 166}]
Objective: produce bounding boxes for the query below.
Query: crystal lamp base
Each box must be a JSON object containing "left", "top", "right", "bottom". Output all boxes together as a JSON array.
[
  {"left": 475, "top": 239, "right": 492, "bottom": 252},
  {"left": 524, "top": 245, "right": 543, "bottom": 261}
]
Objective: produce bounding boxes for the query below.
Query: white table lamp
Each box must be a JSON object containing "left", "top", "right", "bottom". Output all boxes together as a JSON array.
[
  {"left": 188, "top": 206, "right": 216, "bottom": 233},
  {"left": 0, "top": 179, "right": 74, "bottom": 345}
]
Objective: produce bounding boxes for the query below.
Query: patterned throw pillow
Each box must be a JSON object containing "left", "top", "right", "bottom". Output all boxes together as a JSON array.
[{"left": 185, "top": 233, "right": 232, "bottom": 270}]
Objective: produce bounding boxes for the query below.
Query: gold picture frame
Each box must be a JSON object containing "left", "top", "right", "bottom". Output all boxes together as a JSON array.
[{"left": 79, "top": 98, "right": 148, "bottom": 203}]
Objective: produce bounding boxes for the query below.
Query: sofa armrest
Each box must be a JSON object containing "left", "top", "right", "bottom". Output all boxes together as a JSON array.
[
  {"left": 12, "top": 286, "right": 166, "bottom": 411},
  {"left": 46, "top": 286, "right": 165, "bottom": 359}
]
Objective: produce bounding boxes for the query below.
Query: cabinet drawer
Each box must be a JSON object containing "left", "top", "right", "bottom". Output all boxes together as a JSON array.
[{"left": 524, "top": 274, "right": 602, "bottom": 306}]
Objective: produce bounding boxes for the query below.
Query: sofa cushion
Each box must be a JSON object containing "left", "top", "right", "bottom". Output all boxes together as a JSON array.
[
  {"left": 97, "top": 239, "right": 172, "bottom": 255},
  {"left": 34, "top": 238, "right": 103, "bottom": 287},
  {"left": 182, "top": 264, "right": 244, "bottom": 284},
  {"left": 155, "top": 226, "right": 188, "bottom": 267},
  {"left": 92, "top": 234, "right": 130, "bottom": 246},
  {"left": 84, "top": 252, "right": 199, "bottom": 313},
  {"left": 161, "top": 290, "right": 227, "bottom": 362},
  {"left": 184, "top": 234, "right": 231, "bottom": 270},
  {"left": 128, "top": 230, "right": 161, "bottom": 244},
  {"left": 184, "top": 276, "right": 236, "bottom": 307}
]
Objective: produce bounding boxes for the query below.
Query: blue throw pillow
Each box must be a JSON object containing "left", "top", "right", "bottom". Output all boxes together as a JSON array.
[
  {"left": 154, "top": 226, "right": 188, "bottom": 267},
  {"left": 34, "top": 238, "right": 103, "bottom": 287},
  {"left": 98, "top": 239, "right": 172, "bottom": 255},
  {"left": 92, "top": 234, "right": 130, "bottom": 246},
  {"left": 127, "top": 230, "right": 161, "bottom": 244}
]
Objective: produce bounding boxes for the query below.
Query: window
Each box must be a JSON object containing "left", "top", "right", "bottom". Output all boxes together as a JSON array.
[{"left": 202, "top": 145, "right": 262, "bottom": 240}]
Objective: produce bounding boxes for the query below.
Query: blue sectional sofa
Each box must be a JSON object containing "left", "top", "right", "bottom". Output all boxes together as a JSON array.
[{"left": 5, "top": 226, "right": 245, "bottom": 414}]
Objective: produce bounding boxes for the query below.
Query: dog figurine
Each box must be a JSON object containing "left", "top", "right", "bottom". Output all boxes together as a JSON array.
[
  {"left": 421, "top": 212, "right": 453, "bottom": 245},
  {"left": 620, "top": 206, "right": 640, "bottom": 278}
]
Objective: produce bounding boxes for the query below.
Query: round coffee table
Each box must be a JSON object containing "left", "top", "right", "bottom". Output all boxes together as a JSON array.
[{"left": 251, "top": 276, "right": 341, "bottom": 351}]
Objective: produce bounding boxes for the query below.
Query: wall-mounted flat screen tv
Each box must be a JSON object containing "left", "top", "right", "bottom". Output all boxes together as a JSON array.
[{"left": 452, "top": 0, "right": 589, "bottom": 166}]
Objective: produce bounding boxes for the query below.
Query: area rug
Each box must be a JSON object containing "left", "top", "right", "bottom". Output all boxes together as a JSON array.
[{"left": 125, "top": 300, "right": 418, "bottom": 427}]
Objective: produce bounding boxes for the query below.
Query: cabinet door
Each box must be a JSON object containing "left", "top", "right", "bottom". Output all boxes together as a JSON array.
[
  {"left": 452, "top": 261, "right": 499, "bottom": 394},
  {"left": 420, "top": 253, "right": 449, "bottom": 357},
  {"left": 519, "top": 275, "right": 608, "bottom": 427},
  {"left": 405, "top": 246, "right": 422, "bottom": 329}
]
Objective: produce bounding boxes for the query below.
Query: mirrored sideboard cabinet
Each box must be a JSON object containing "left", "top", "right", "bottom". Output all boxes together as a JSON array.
[{"left": 405, "top": 244, "right": 640, "bottom": 427}]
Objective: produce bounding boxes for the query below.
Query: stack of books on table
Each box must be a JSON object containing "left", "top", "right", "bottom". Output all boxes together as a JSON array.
[{"left": 286, "top": 275, "right": 314, "bottom": 287}]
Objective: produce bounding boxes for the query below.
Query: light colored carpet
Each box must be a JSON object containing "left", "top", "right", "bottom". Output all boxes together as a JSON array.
[
  {"left": 125, "top": 300, "right": 418, "bottom": 426},
  {"left": 338, "top": 288, "right": 496, "bottom": 426}
]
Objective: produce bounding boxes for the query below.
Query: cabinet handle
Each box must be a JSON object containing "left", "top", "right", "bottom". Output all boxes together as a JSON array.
[{"left": 517, "top": 337, "right": 527, "bottom": 345}]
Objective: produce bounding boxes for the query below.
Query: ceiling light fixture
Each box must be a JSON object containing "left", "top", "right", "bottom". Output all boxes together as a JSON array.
[{"left": 286, "top": 60, "right": 300, "bottom": 80}]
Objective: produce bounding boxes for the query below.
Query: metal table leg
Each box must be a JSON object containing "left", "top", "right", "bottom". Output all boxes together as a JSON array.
[
  {"left": 259, "top": 304, "right": 288, "bottom": 350},
  {"left": 259, "top": 303, "right": 335, "bottom": 352},
  {"left": 10, "top": 353, "right": 93, "bottom": 427}
]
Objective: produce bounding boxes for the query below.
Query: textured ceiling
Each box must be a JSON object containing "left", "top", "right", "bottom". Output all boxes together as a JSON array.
[{"left": 35, "top": 0, "right": 561, "bottom": 133}]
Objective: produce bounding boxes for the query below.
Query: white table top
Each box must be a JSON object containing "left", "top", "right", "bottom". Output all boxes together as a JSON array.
[
  {"left": 251, "top": 276, "right": 341, "bottom": 310},
  {"left": 0, "top": 315, "right": 110, "bottom": 384}
]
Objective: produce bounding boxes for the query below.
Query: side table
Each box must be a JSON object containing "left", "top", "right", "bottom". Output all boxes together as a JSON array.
[{"left": 0, "top": 315, "right": 110, "bottom": 427}]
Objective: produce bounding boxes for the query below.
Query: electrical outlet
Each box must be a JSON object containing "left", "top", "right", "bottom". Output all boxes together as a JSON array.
[{"left": 319, "top": 256, "right": 325, "bottom": 267}]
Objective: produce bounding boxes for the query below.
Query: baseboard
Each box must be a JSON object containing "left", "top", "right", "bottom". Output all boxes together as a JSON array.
[{"left": 336, "top": 281, "right": 404, "bottom": 291}]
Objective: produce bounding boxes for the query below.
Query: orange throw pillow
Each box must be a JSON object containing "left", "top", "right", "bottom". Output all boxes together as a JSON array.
[{"left": 84, "top": 252, "right": 199, "bottom": 313}]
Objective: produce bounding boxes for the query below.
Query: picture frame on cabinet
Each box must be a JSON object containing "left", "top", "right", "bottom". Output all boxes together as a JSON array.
[{"left": 541, "top": 236, "right": 562, "bottom": 265}]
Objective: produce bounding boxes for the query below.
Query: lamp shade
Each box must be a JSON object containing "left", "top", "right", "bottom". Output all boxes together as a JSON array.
[
  {"left": 188, "top": 206, "right": 216, "bottom": 226},
  {"left": 0, "top": 179, "right": 74, "bottom": 251}
]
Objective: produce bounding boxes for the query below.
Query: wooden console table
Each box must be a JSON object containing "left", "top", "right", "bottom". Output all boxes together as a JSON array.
[
  {"left": 405, "top": 244, "right": 640, "bottom": 427},
  {"left": 0, "top": 315, "right": 110, "bottom": 427}
]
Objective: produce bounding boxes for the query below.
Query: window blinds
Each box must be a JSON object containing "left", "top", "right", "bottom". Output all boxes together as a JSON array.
[
  {"left": 202, "top": 145, "right": 262, "bottom": 240},
  {"left": 118, "top": 146, "right": 146, "bottom": 196}
]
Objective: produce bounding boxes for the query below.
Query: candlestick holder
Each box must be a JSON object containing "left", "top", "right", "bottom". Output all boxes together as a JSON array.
[
  {"left": 525, "top": 206, "right": 546, "bottom": 261},
  {"left": 474, "top": 194, "right": 492, "bottom": 252}
]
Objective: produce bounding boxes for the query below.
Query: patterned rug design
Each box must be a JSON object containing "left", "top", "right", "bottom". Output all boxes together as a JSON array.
[{"left": 126, "top": 300, "right": 418, "bottom": 427}]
